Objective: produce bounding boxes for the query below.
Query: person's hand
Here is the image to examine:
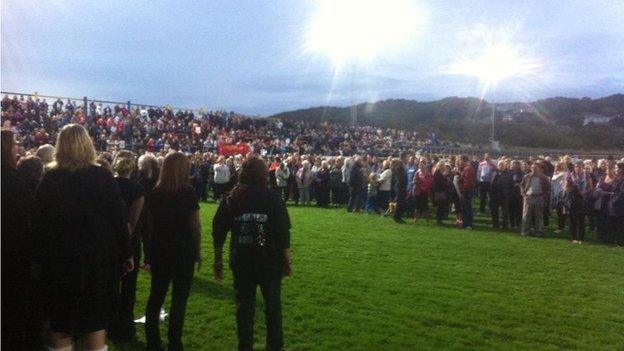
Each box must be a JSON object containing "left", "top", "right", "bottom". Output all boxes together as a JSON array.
[
  {"left": 214, "top": 261, "right": 223, "bottom": 283},
  {"left": 140, "top": 261, "right": 151, "bottom": 273},
  {"left": 196, "top": 253, "right": 202, "bottom": 272},
  {"left": 122, "top": 257, "right": 135, "bottom": 275},
  {"left": 283, "top": 258, "right": 293, "bottom": 277}
]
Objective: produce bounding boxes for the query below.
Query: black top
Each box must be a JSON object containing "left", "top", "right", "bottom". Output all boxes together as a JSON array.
[
  {"left": 1, "top": 167, "right": 35, "bottom": 310},
  {"left": 116, "top": 177, "right": 145, "bottom": 210},
  {"left": 213, "top": 186, "right": 290, "bottom": 268},
  {"left": 34, "top": 165, "right": 130, "bottom": 303},
  {"left": 145, "top": 185, "right": 199, "bottom": 264}
]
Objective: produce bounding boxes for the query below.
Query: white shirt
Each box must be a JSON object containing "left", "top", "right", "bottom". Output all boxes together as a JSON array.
[
  {"left": 213, "top": 164, "right": 230, "bottom": 184},
  {"left": 379, "top": 169, "right": 392, "bottom": 191}
]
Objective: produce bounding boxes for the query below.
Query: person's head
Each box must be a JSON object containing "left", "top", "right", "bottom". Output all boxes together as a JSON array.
[
  {"left": 17, "top": 155, "right": 44, "bottom": 182},
  {"left": 616, "top": 162, "right": 624, "bottom": 178},
  {"left": 605, "top": 162, "right": 616, "bottom": 178},
  {"left": 531, "top": 162, "right": 542, "bottom": 175},
  {"left": 227, "top": 156, "right": 269, "bottom": 214},
  {"left": 435, "top": 160, "right": 447, "bottom": 174},
  {"left": 522, "top": 160, "right": 531, "bottom": 173},
  {"left": 35, "top": 144, "right": 55, "bottom": 165},
  {"left": 138, "top": 153, "right": 159, "bottom": 180},
  {"left": 53, "top": 124, "right": 96, "bottom": 171},
  {"left": 460, "top": 155, "right": 469, "bottom": 167},
  {"left": 1, "top": 129, "right": 18, "bottom": 170},
  {"left": 418, "top": 160, "right": 427, "bottom": 172},
  {"left": 383, "top": 160, "right": 390, "bottom": 170},
  {"left": 554, "top": 161, "right": 567, "bottom": 174},
  {"left": 497, "top": 160, "right": 508, "bottom": 171},
  {"left": 113, "top": 155, "right": 135, "bottom": 178},
  {"left": 573, "top": 161, "right": 584, "bottom": 174},
  {"left": 155, "top": 151, "right": 190, "bottom": 193},
  {"left": 484, "top": 153, "right": 490, "bottom": 161}
]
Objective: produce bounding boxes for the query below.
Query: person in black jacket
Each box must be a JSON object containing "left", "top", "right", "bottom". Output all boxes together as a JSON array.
[
  {"left": 34, "top": 124, "right": 133, "bottom": 351},
  {"left": 110, "top": 152, "right": 145, "bottom": 343},
  {"left": 213, "top": 156, "right": 292, "bottom": 351},
  {"left": 490, "top": 160, "right": 513, "bottom": 230},
  {"left": 392, "top": 155, "right": 408, "bottom": 224},
  {"left": 1, "top": 130, "right": 40, "bottom": 350},
  {"left": 144, "top": 152, "right": 202, "bottom": 351},
  {"left": 347, "top": 158, "right": 365, "bottom": 212},
  {"left": 431, "top": 161, "right": 450, "bottom": 225}
]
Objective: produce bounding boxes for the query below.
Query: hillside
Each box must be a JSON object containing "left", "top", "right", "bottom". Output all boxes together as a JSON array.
[{"left": 270, "top": 94, "right": 624, "bottom": 150}]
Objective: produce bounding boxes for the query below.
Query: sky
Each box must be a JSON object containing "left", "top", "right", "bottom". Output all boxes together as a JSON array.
[{"left": 2, "top": 0, "right": 623, "bottom": 115}]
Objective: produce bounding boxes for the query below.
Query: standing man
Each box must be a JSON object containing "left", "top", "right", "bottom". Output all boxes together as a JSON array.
[
  {"left": 520, "top": 163, "right": 551, "bottom": 236},
  {"left": 459, "top": 155, "right": 477, "bottom": 229},
  {"left": 213, "top": 156, "right": 230, "bottom": 201},
  {"left": 477, "top": 153, "right": 497, "bottom": 213}
]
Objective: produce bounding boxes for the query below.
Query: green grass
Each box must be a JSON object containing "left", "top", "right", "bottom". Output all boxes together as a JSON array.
[{"left": 111, "top": 203, "right": 624, "bottom": 351}]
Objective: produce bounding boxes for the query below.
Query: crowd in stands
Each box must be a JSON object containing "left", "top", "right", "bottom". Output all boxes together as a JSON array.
[
  {"left": 2, "top": 94, "right": 456, "bottom": 158},
  {"left": 2, "top": 94, "right": 624, "bottom": 350}
]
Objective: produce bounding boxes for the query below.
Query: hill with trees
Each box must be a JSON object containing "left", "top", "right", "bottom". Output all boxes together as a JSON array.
[{"left": 270, "top": 94, "right": 624, "bottom": 150}]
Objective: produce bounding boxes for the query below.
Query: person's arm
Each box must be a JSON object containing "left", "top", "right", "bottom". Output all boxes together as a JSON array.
[
  {"left": 212, "top": 199, "right": 233, "bottom": 282},
  {"left": 128, "top": 196, "right": 144, "bottom": 235},
  {"left": 190, "top": 209, "right": 202, "bottom": 271},
  {"left": 102, "top": 169, "right": 134, "bottom": 274}
]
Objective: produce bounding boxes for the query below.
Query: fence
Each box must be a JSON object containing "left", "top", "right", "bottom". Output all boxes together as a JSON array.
[{"left": 0, "top": 91, "right": 202, "bottom": 118}]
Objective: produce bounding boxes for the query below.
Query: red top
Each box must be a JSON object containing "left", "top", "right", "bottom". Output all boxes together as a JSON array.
[
  {"left": 460, "top": 165, "right": 476, "bottom": 191},
  {"left": 416, "top": 171, "right": 433, "bottom": 193}
]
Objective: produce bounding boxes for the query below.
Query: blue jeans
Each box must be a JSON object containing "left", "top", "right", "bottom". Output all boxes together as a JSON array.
[
  {"left": 460, "top": 190, "right": 474, "bottom": 228},
  {"left": 365, "top": 193, "right": 380, "bottom": 214}
]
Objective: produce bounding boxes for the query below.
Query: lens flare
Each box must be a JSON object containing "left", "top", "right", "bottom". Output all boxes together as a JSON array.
[
  {"left": 446, "top": 28, "right": 542, "bottom": 88},
  {"left": 306, "top": 0, "right": 424, "bottom": 66}
]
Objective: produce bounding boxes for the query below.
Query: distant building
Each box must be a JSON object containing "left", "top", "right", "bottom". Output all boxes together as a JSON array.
[{"left": 583, "top": 114, "right": 614, "bottom": 126}]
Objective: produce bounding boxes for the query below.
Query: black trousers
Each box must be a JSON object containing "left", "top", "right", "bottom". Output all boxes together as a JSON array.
[
  {"left": 490, "top": 196, "right": 509, "bottom": 229},
  {"left": 233, "top": 264, "right": 283, "bottom": 351},
  {"left": 111, "top": 240, "right": 141, "bottom": 341},
  {"left": 509, "top": 194, "right": 523, "bottom": 228},
  {"left": 145, "top": 261, "right": 194, "bottom": 350},
  {"left": 214, "top": 182, "right": 227, "bottom": 201},
  {"left": 569, "top": 213, "right": 586, "bottom": 241},
  {"left": 394, "top": 190, "right": 408, "bottom": 220},
  {"left": 347, "top": 186, "right": 364, "bottom": 212},
  {"left": 479, "top": 182, "right": 491, "bottom": 212},
  {"left": 555, "top": 206, "right": 566, "bottom": 231}
]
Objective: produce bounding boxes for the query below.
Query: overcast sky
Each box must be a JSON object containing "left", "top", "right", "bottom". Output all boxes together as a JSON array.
[{"left": 2, "top": 0, "right": 623, "bottom": 115}]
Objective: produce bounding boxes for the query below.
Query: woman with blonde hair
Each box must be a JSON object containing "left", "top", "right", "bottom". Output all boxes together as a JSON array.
[
  {"left": 34, "top": 124, "right": 132, "bottom": 351},
  {"left": 144, "top": 151, "right": 201, "bottom": 351}
]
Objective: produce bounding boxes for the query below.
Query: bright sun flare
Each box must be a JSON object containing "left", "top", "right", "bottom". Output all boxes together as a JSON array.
[
  {"left": 447, "top": 41, "right": 541, "bottom": 86},
  {"left": 306, "top": 0, "right": 423, "bottom": 66}
]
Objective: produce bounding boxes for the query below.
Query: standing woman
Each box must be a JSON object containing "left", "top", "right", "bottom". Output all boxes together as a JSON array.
[
  {"left": 213, "top": 156, "right": 292, "bottom": 351},
  {"left": 110, "top": 153, "right": 145, "bottom": 342},
  {"left": 34, "top": 124, "right": 133, "bottom": 351},
  {"left": 144, "top": 151, "right": 201, "bottom": 351}
]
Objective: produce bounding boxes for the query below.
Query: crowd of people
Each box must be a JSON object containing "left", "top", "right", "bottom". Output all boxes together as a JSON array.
[
  {"left": 2, "top": 94, "right": 624, "bottom": 351},
  {"left": 2, "top": 94, "right": 456, "bottom": 158}
]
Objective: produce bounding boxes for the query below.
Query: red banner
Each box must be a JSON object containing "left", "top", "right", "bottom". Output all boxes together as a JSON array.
[{"left": 218, "top": 143, "right": 250, "bottom": 156}]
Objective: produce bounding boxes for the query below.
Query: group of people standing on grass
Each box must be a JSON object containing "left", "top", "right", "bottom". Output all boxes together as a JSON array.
[
  {"left": 260, "top": 151, "right": 623, "bottom": 245},
  {"left": 2, "top": 124, "right": 292, "bottom": 351}
]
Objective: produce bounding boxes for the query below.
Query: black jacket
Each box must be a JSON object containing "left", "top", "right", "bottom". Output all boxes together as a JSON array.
[{"left": 213, "top": 186, "right": 291, "bottom": 270}]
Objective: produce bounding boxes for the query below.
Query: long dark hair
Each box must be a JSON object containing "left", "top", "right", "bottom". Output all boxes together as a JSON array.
[
  {"left": 1, "top": 129, "right": 17, "bottom": 170},
  {"left": 227, "top": 156, "right": 268, "bottom": 215}
]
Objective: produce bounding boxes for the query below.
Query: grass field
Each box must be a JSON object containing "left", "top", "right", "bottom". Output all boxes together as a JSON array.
[{"left": 111, "top": 203, "right": 624, "bottom": 351}]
